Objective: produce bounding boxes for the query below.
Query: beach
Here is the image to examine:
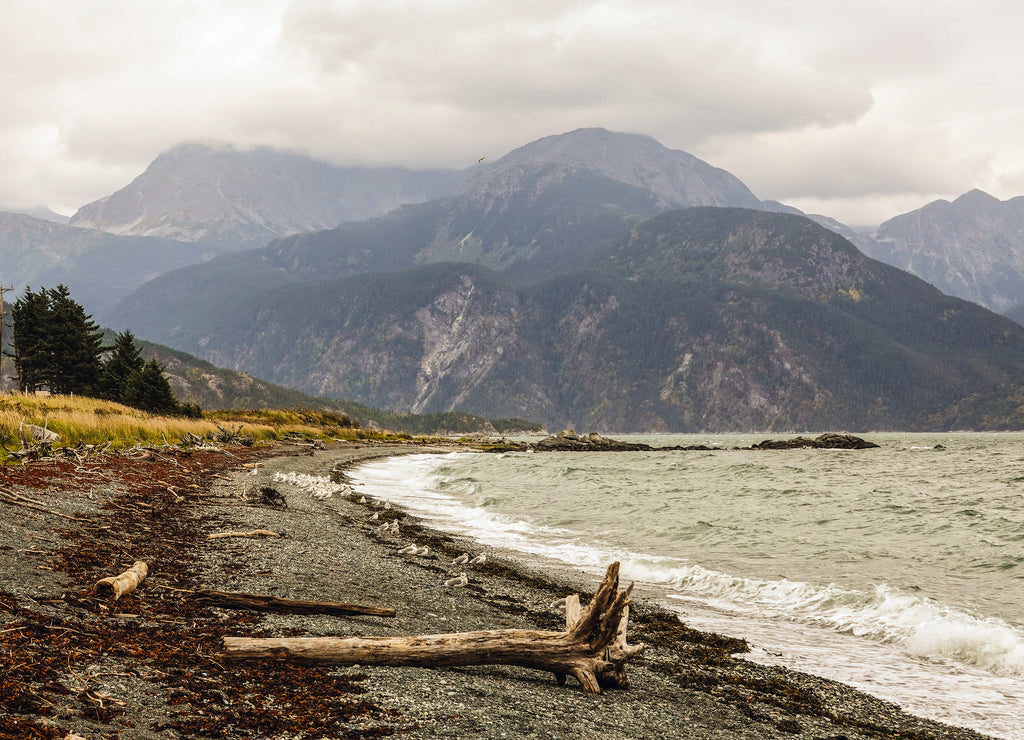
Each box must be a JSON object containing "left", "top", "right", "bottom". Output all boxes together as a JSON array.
[{"left": 0, "top": 440, "right": 997, "bottom": 739}]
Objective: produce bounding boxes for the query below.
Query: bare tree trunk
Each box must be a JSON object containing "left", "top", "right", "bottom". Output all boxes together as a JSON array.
[{"left": 222, "top": 562, "right": 643, "bottom": 693}]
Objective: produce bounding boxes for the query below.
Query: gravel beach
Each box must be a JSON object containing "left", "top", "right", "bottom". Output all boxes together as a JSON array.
[{"left": 0, "top": 441, "right": 998, "bottom": 739}]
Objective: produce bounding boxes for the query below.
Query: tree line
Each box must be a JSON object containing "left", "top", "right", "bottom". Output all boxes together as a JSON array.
[{"left": 6, "top": 285, "right": 200, "bottom": 416}]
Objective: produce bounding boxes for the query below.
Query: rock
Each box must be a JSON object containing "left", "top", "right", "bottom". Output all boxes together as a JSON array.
[
  {"left": 533, "top": 429, "right": 653, "bottom": 452},
  {"left": 748, "top": 433, "right": 879, "bottom": 450}
]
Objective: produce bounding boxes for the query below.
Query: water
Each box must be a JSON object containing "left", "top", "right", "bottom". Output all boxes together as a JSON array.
[{"left": 346, "top": 433, "right": 1024, "bottom": 739}]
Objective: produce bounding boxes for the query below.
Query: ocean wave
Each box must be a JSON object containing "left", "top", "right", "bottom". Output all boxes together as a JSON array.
[
  {"left": 660, "top": 563, "right": 1024, "bottom": 677},
  {"left": 347, "top": 448, "right": 1024, "bottom": 680}
]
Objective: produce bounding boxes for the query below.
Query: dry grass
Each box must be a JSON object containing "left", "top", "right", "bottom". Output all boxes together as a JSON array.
[{"left": 0, "top": 392, "right": 357, "bottom": 456}]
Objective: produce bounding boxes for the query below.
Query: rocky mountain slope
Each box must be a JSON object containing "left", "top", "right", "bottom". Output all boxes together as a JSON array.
[
  {"left": 69, "top": 141, "right": 465, "bottom": 246},
  {"left": 460, "top": 127, "right": 765, "bottom": 210},
  {"left": 106, "top": 128, "right": 775, "bottom": 319},
  {"left": 111, "top": 208, "right": 1024, "bottom": 432},
  {"left": 856, "top": 189, "right": 1024, "bottom": 314},
  {"left": 10, "top": 128, "right": 790, "bottom": 316}
]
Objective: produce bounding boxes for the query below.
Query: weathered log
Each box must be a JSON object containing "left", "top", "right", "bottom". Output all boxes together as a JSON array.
[
  {"left": 194, "top": 589, "right": 396, "bottom": 617},
  {"left": 206, "top": 529, "right": 281, "bottom": 540},
  {"left": 94, "top": 561, "right": 148, "bottom": 600},
  {"left": 222, "top": 562, "right": 644, "bottom": 693}
]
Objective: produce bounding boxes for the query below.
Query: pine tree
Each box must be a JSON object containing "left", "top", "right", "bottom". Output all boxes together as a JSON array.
[
  {"left": 123, "top": 359, "right": 179, "bottom": 414},
  {"left": 11, "top": 287, "right": 54, "bottom": 393},
  {"left": 47, "top": 285, "right": 103, "bottom": 395},
  {"left": 11, "top": 285, "right": 104, "bottom": 395},
  {"left": 100, "top": 331, "right": 145, "bottom": 401}
]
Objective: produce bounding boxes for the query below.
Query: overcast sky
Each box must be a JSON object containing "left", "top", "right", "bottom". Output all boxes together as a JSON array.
[{"left": 3, "top": 0, "right": 1023, "bottom": 227}]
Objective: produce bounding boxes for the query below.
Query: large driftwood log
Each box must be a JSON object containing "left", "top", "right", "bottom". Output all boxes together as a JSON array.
[
  {"left": 222, "top": 562, "right": 643, "bottom": 693},
  {"left": 94, "top": 561, "right": 148, "bottom": 600},
  {"left": 194, "top": 589, "right": 396, "bottom": 617}
]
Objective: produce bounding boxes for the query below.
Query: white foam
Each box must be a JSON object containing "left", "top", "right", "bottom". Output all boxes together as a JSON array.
[{"left": 346, "top": 451, "right": 1024, "bottom": 739}]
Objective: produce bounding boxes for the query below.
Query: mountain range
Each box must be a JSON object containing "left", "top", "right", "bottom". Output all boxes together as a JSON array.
[
  {"left": 6, "top": 127, "right": 1024, "bottom": 431},
  {"left": 853, "top": 189, "right": 1024, "bottom": 314}
]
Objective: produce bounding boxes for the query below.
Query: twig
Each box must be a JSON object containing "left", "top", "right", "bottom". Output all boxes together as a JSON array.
[
  {"left": 0, "top": 489, "right": 85, "bottom": 521},
  {"left": 206, "top": 529, "right": 281, "bottom": 540}
]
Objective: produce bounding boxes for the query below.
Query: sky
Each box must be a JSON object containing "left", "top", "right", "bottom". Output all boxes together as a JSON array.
[{"left": 3, "top": 0, "right": 1024, "bottom": 228}]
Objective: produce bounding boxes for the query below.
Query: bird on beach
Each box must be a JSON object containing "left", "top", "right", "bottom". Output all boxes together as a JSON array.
[
  {"left": 358, "top": 495, "right": 367, "bottom": 504},
  {"left": 549, "top": 596, "right": 568, "bottom": 610},
  {"left": 398, "top": 543, "right": 418, "bottom": 555},
  {"left": 383, "top": 500, "right": 392, "bottom": 510},
  {"left": 415, "top": 546, "right": 430, "bottom": 556},
  {"left": 444, "top": 572, "right": 469, "bottom": 588},
  {"left": 469, "top": 554, "right": 486, "bottom": 566},
  {"left": 452, "top": 553, "right": 470, "bottom": 566},
  {"left": 370, "top": 512, "right": 380, "bottom": 521}
]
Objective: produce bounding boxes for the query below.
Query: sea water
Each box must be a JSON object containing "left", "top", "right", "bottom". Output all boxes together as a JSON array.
[{"left": 346, "top": 433, "right": 1024, "bottom": 739}]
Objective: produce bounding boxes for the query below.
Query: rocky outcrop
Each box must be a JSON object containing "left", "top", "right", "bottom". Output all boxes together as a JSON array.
[
  {"left": 478, "top": 430, "right": 880, "bottom": 453},
  {"left": 747, "top": 433, "right": 880, "bottom": 450},
  {"left": 533, "top": 429, "right": 654, "bottom": 452}
]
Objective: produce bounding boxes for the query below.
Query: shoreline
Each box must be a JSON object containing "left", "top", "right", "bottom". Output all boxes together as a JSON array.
[{"left": 0, "top": 440, "right": 996, "bottom": 739}]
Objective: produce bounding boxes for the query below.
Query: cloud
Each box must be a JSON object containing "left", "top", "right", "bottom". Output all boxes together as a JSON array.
[{"left": 1, "top": 0, "right": 1024, "bottom": 226}]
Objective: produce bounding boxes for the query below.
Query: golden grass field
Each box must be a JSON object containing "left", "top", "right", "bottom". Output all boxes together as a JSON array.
[{"left": 0, "top": 392, "right": 365, "bottom": 459}]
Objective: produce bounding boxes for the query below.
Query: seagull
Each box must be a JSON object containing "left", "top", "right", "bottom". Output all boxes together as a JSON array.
[
  {"left": 469, "top": 554, "right": 486, "bottom": 565},
  {"left": 383, "top": 500, "right": 392, "bottom": 510},
  {"left": 358, "top": 495, "right": 367, "bottom": 504},
  {"left": 415, "top": 546, "right": 430, "bottom": 557},
  {"left": 549, "top": 596, "right": 569, "bottom": 610},
  {"left": 452, "top": 553, "right": 470, "bottom": 566},
  {"left": 444, "top": 572, "right": 469, "bottom": 588},
  {"left": 477, "top": 156, "right": 486, "bottom": 163},
  {"left": 388, "top": 520, "right": 400, "bottom": 535},
  {"left": 398, "top": 543, "right": 418, "bottom": 555},
  {"left": 370, "top": 512, "right": 380, "bottom": 521}
]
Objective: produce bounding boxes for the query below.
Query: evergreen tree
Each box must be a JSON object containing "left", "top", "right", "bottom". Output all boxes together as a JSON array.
[
  {"left": 47, "top": 285, "right": 103, "bottom": 395},
  {"left": 11, "top": 285, "right": 104, "bottom": 395},
  {"left": 11, "top": 287, "right": 54, "bottom": 393},
  {"left": 100, "top": 331, "right": 145, "bottom": 401},
  {"left": 122, "top": 359, "right": 179, "bottom": 414}
]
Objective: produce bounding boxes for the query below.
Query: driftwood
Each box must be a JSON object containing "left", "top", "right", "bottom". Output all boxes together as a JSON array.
[
  {"left": 222, "top": 562, "right": 643, "bottom": 693},
  {"left": 94, "top": 561, "right": 148, "bottom": 600},
  {"left": 194, "top": 589, "right": 396, "bottom": 617},
  {"left": 206, "top": 529, "right": 281, "bottom": 540},
  {"left": 0, "top": 487, "right": 85, "bottom": 521}
]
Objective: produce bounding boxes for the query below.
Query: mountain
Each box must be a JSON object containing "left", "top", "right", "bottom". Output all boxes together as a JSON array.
[
  {"left": 0, "top": 211, "right": 220, "bottom": 313},
  {"left": 466, "top": 128, "right": 765, "bottom": 210},
  {"left": 111, "top": 207, "right": 1024, "bottom": 432},
  {"left": 69, "top": 142, "right": 465, "bottom": 247},
  {"left": 104, "top": 128, "right": 774, "bottom": 326},
  {"left": 137, "top": 339, "right": 539, "bottom": 435},
  {"left": 857, "top": 189, "right": 1024, "bottom": 314}
]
